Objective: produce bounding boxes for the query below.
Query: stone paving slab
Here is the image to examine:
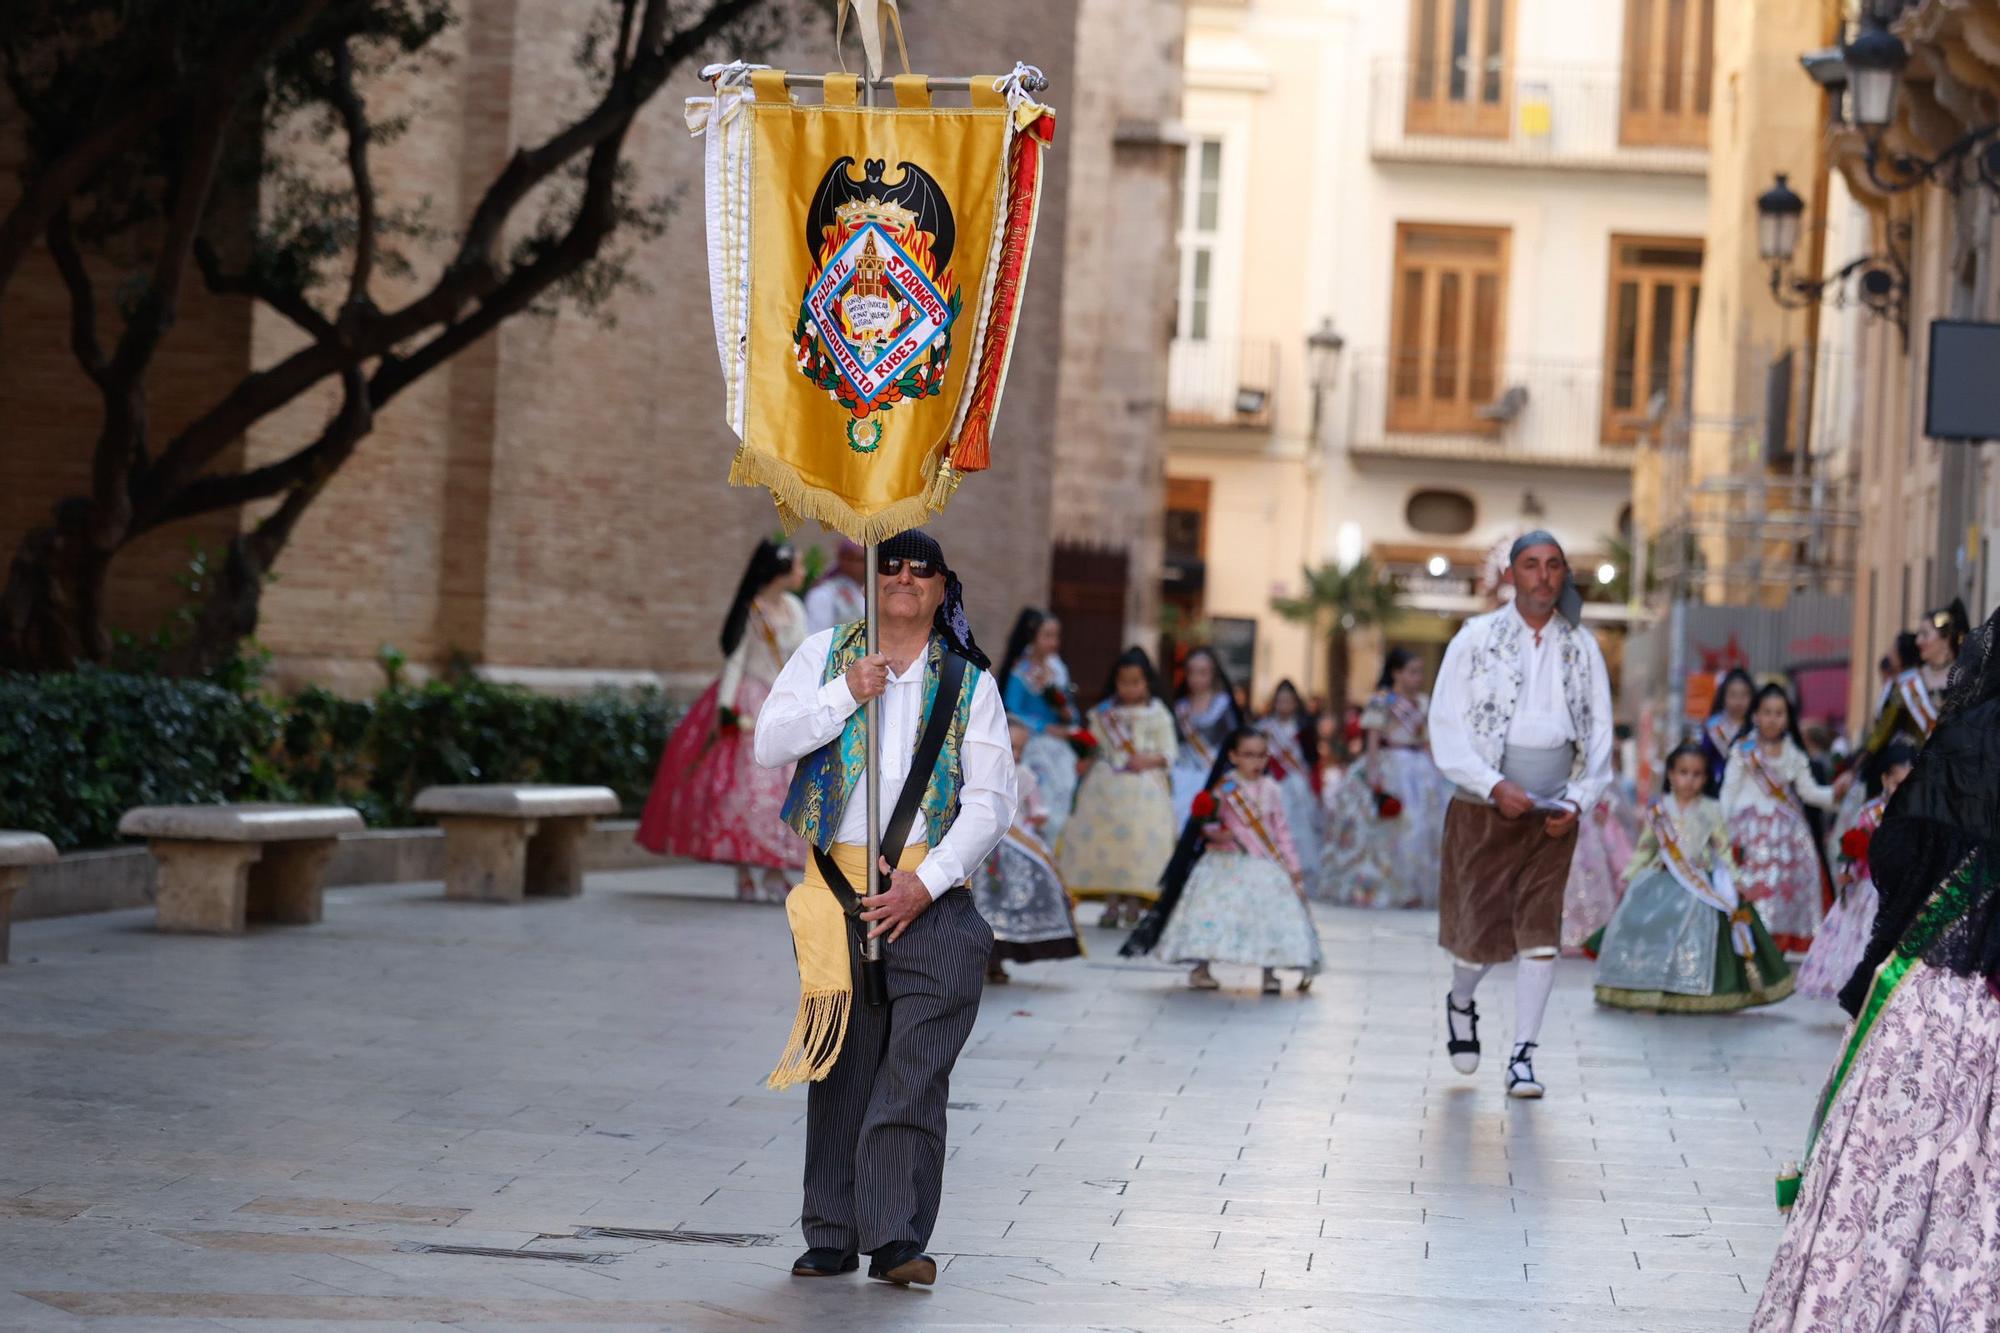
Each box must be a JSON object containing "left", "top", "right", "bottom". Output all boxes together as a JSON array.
[{"left": 0, "top": 866, "right": 1844, "bottom": 1330}]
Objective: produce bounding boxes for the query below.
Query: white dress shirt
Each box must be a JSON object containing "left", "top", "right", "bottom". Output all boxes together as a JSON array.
[
  {"left": 755, "top": 628, "right": 1018, "bottom": 898},
  {"left": 803, "top": 575, "right": 867, "bottom": 636},
  {"left": 1430, "top": 604, "right": 1616, "bottom": 811}
]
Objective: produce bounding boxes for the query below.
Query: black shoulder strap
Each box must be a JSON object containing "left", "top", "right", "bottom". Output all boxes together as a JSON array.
[{"left": 880, "top": 650, "right": 969, "bottom": 871}]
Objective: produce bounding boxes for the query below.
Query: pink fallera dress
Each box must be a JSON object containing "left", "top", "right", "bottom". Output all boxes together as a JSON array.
[{"left": 636, "top": 594, "right": 808, "bottom": 893}]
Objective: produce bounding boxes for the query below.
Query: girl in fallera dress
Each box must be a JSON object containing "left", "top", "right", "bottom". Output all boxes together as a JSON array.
[
  {"left": 1793, "top": 741, "right": 1915, "bottom": 1002},
  {"left": 1170, "top": 647, "right": 1244, "bottom": 825},
  {"left": 635, "top": 538, "right": 808, "bottom": 901},
  {"left": 1358, "top": 648, "right": 1451, "bottom": 909},
  {"left": 1700, "top": 667, "right": 1755, "bottom": 795},
  {"left": 1722, "top": 684, "right": 1848, "bottom": 952},
  {"left": 973, "top": 717, "right": 1084, "bottom": 983},
  {"left": 1753, "top": 604, "right": 2000, "bottom": 1329},
  {"left": 1124, "top": 727, "right": 1323, "bottom": 994},
  {"left": 998, "top": 608, "right": 1083, "bottom": 846},
  {"left": 1315, "top": 711, "right": 1393, "bottom": 906},
  {"left": 1059, "top": 648, "right": 1179, "bottom": 928},
  {"left": 1257, "top": 680, "right": 1324, "bottom": 898},
  {"left": 1590, "top": 743, "right": 1793, "bottom": 1012}
]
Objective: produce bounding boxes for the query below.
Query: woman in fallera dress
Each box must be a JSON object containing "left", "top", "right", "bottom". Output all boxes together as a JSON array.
[
  {"left": 1315, "top": 711, "right": 1393, "bottom": 906},
  {"left": 1700, "top": 667, "right": 1755, "bottom": 796},
  {"left": 1124, "top": 727, "right": 1323, "bottom": 995},
  {"left": 1170, "top": 647, "right": 1244, "bottom": 824},
  {"left": 1257, "top": 680, "right": 1323, "bottom": 898},
  {"left": 1059, "top": 649, "right": 1180, "bottom": 929},
  {"left": 1794, "top": 740, "right": 1915, "bottom": 1003},
  {"left": 1722, "top": 684, "right": 1848, "bottom": 952},
  {"left": 635, "top": 538, "right": 808, "bottom": 901},
  {"left": 1753, "top": 604, "right": 2000, "bottom": 1330},
  {"left": 998, "top": 608, "right": 1083, "bottom": 847},
  {"left": 1358, "top": 648, "right": 1451, "bottom": 910},
  {"left": 1590, "top": 743, "right": 1793, "bottom": 1012}
]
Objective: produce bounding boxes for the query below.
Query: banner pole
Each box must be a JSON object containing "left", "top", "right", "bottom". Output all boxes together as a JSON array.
[{"left": 861, "top": 59, "right": 884, "bottom": 976}]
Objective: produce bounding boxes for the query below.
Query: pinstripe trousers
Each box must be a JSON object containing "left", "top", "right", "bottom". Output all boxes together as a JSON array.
[{"left": 803, "top": 886, "right": 994, "bottom": 1254}]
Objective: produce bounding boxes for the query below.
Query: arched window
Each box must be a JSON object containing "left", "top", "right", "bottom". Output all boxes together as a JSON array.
[{"left": 1406, "top": 489, "right": 1477, "bottom": 536}]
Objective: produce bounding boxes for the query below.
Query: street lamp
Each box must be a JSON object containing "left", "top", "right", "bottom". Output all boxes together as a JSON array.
[
  {"left": 1305, "top": 318, "right": 1346, "bottom": 444},
  {"left": 1756, "top": 173, "right": 1804, "bottom": 265},
  {"left": 1596, "top": 562, "right": 1617, "bottom": 586},
  {"left": 1754, "top": 170, "right": 1907, "bottom": 333},
  {"left": 1842, "top": 14, "right": 1906, "bottom": 132},
  {"left": 1426, "top": 554, "right": 1449, "bottom": 578}
]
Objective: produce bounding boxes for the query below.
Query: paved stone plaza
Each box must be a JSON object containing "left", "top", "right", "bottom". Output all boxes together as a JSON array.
[{"left": 1, "top": 867, "right": 1845, "bottom": 1331}]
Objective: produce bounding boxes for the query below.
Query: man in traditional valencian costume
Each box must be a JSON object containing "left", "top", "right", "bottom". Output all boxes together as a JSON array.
[
  {"left": 1428, "top": 531, "right": 1613, "bottom": 1098},
  {"left": 753, "top": 529, "right": 1015, "bottom": 1286}
]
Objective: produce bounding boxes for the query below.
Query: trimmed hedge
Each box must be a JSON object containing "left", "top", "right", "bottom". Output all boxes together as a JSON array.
[{"left": 2, "top": 669, "right": 675, "bottom": 851}]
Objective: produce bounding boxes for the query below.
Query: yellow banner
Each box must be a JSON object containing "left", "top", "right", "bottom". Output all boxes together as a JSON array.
[{"left": 692, "top": 67, "right": 1053, "bottom": 542}]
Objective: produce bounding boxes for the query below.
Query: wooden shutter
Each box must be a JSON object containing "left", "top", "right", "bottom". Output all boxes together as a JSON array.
[
  {"left": 1407, "top": 0, "right": 1514, "bottom": 138},
  {"left": 1388, "top": 223, "right": 1510, "bottom": 434},
  {"left": 1602, "top": 235, "right": 1703, "bottom": 443}
]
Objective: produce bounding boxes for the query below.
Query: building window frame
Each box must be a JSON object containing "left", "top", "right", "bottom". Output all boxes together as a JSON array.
[
  {"left": 1602, "top": 233, "right": 1703, "bottom": 444},
  {"left": 1387, "top": 220, "right": 1511, "bottom": 435},
  {"left": 1405, "top": 0, "right": 1515, "bottom": 139},
  {"left": 1619, "top": 0, "right": 1715, "bottom": 148},
  {"left": 1176, "top": 136, "right": 1225, "bottom": 342}
]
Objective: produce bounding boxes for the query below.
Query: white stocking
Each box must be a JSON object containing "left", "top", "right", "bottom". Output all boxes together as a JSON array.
[
  {"left": 1513, "top": 952, "right": 1557, "bottom": 1045},
  {"left": 1449, "top": 960, "right": 1491, "bottom": 1008}
]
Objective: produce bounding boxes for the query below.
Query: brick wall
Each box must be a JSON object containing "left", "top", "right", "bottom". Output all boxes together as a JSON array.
[{"left": 1, "top": 0, "right": 1183, "bottom": 701}]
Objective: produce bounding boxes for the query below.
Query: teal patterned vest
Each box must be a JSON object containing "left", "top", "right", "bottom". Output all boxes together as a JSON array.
[{"left": 780, "top": 623, "right": 981, "bottom": 853}]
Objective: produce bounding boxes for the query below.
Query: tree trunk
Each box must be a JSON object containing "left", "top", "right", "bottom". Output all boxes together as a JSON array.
[
  {"left": 1326, "top": 626, "right": 1351, "bottom": 727},
  {"left": 0, "top": 507, "right": 113, "bottom": 672},
  {"left": 158, "top": 536, "right": 267, "bottom": 678}
]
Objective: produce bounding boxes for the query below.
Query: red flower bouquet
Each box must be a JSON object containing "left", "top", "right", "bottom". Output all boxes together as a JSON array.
[
  {"left": 1190, "top": 791, "right": 1219, "bottom": 821},
  {"left": 1068, "top": 728, "right": 1099, "bottom": 761},
  {"left": 1373, "top": 789, "right": 1403, "bottom": 820},
  {"left": 1839, "top": 826, "right": 1873, "bottom": 865}
]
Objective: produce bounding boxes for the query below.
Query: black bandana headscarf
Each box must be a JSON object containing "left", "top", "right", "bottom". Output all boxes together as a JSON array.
[
  {"left": 880, "top": 529, "right": 990, "bottom": 671},
  {"left": 1509, "top": 529, "right": 1583, "bottom": 629}
]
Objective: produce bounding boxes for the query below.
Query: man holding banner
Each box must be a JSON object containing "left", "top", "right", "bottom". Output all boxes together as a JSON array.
[{"left": 753, "top": 529, "right": 1014, "bottom": 1285}]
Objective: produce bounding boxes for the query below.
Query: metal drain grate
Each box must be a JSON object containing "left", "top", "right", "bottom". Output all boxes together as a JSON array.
[
  {"left": 946, "top": 1102, "right": 983, "bottom": 1111},
  {"left": 398, "top": 1242, "right": 616, "bottom": 1265},
  {"left": 575, "top": 1227, "right": 777, "bottom": 1247}
]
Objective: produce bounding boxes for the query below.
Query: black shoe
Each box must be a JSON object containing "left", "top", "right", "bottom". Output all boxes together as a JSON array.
[
  {"left": 791, "top": 1246, "right": 859, "bottom": 1277},
  {"left": 1506, "top": 1041, "right": 1544, "bottom": 1099},
  {"left": 867, "top": 1241, "right": 938, "bottom": 1285},
  {"left": 1445, "top": 991, "right": 1480, "bottom": 1075}
]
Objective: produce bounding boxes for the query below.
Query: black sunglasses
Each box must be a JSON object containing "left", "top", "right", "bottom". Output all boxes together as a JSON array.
[{"left": 878, "top": 555, "right": 941, "bottom": 580}]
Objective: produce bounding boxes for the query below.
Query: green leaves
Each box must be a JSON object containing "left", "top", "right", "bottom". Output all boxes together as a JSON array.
[{"left": 1270, "top": 557, "right": 1400, "bottom": 629}]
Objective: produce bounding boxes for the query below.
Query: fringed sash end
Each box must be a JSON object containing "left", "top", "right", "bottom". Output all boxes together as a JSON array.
[{"left": 765, "top": 988, "right": 852, "bottom": 1091}]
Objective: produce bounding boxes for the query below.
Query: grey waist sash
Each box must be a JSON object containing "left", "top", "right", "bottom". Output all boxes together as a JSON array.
[{"left": 1458, "top": 743, "right": 1575, "bottom": 804}]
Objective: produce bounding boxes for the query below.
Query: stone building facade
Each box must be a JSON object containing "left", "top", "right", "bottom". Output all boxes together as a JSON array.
[{"left": 0, "top": 0, "right": 1181, "bottom": 697}]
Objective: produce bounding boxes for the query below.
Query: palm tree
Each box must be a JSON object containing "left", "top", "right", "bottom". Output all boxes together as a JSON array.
[{"left": 1272, "top": 557, "right": 1402, "bottom": 718}]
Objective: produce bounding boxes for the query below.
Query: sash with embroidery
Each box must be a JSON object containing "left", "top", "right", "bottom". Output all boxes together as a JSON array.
[
  {"left": 1385, "top": 692, "right": 1427, "bottom": 745},
  {"left": 1261, "top": 720, "right": 1308, "bottom": 776},
  {"left": 1648, "top": 800, "right": 1737, "bottom": 915},
  {"left": 1744, "top": 744, "right": 1813, "bottom": 839},
  {"left": 1219, "top": 779, "right": 1286, "bottom": 867},
  {"left": 1098, "top": 702, "right": 1170, "bottom": 792},
  {"left": 1896, "top": 670, "right": 1940, "bottom": 736},
  {"left": 1178, "top": 697, "right": 1221, "bottom": 766},
  {"left": 1705, "top": 715, "right": 1736, "bottom": 756},
  {"left": 752, "top": 602, "right": 782, "bottom": 663},
  {"left": 1002, "top": 822, "right": 1062, "bottom": 880}
]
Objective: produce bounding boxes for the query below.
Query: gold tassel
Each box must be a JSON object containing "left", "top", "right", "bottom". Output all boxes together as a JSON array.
[{"left": 765, "top": 989, "right": 853, "bottom": 1091}]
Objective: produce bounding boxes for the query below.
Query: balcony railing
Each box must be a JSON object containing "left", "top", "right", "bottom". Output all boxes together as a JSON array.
[
  {"left": 1167, "top": 337, "right": 1278, "bottom": 430},
  {"left": 1368, "top": 58, "right": 1708, "bottom": 175},
  {"left": 1344, "top": 352, "right": 1636, "bottom": 469}
]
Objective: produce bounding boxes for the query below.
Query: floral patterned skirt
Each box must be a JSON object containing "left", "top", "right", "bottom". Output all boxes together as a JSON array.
[
  {"left": 1731, "top": 806, "right": 1827, "bottom": 952},
  {"left": 1020, "top": 732, "right": 1080, "bottom": 846},
  {"left": 1058, "top": 766, "right": 1177, "bottom": 902},
  {"left": 634, "top": 676, "right": 804, "bottom": 882},
  {"left": 1317, "top": 770, "right": 1393, "bottom": 906},
  {"left": 1794, "top": 878, "right": 1880, "bottom": 1002},
  {"left": 1366, "top": 748, "right": 1451, "bottom": 909},
  {"left": 1561, "top": 807, "right": 1635, "bottom": 954},
  {"left": 1155, "top": 851, "right": 1323, "bottom": 972},
  {"left": 972, "top": 827, "right": 1082, "bottom": 963},
  {"left": 1753, "top": 965, "right": 2000, "bottom": 1331}
]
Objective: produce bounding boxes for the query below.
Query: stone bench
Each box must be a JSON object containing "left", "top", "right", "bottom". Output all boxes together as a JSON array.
[
  {"left": 412, "top": 785, "right": 620, "bottom": 904},
  {"left": 0, "top": 832, "right": 58, "bottom": 963},
  {"left": 118, "top": 805, "right": 364, "bottom": 935}
]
